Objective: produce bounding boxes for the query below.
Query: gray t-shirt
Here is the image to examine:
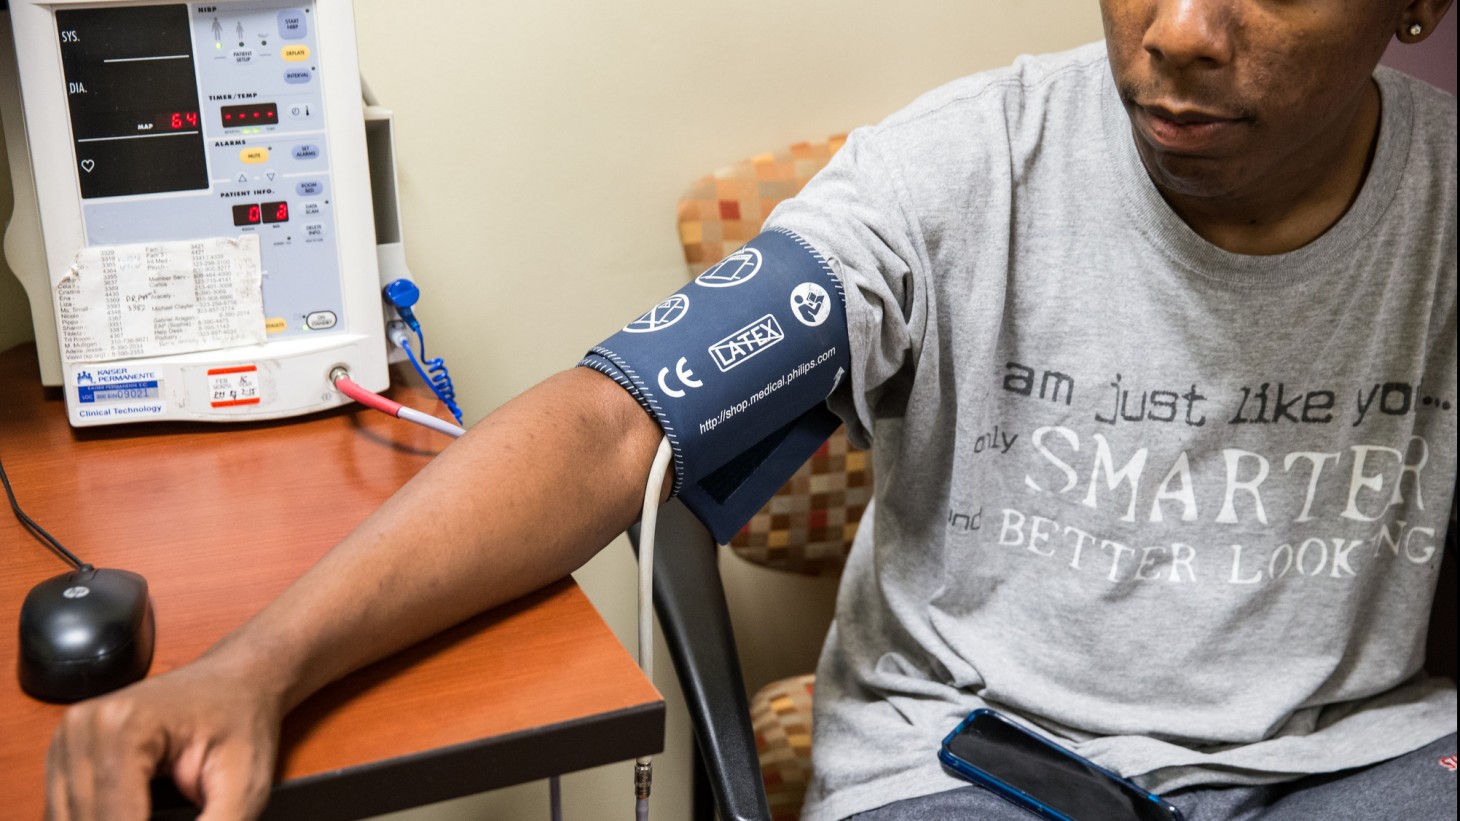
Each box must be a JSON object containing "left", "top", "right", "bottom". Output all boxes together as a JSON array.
[{"left": 766, "top": 43, "right": 1458, "bottom": 820}]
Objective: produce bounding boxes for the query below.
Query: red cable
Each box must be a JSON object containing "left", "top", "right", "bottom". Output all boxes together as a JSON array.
[
  {"left": 333, "top": 371, "right": 465, "bottom": 439},
  {"left": 334, "top": 374, "right": 403, "bottom": 416}
]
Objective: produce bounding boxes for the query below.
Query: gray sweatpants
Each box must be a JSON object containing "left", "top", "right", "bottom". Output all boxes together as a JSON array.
[{"left": 847, "top": 733, "right": 1457, "bottom": 820}]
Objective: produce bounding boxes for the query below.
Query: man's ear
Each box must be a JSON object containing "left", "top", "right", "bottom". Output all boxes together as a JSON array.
[{"left": 1397, "top": 0, "right": 1454, "bottom": 43}]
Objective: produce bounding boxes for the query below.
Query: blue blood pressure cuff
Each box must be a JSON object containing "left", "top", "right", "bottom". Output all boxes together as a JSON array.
[{"left": 579, "top": 229, "right": 850, "bottom": 544}]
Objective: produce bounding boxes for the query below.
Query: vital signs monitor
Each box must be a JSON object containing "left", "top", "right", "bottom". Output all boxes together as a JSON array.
[{"left": 1, "top": 0, "right": 391, "bottom": 426}]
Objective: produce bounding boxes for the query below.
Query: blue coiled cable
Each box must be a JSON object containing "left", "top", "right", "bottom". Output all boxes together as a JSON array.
[
  {"left": 399, "top": 331, "right": 463, "bottom": 425},
  {"left": 383, "top": 279, "right": 465, "bottom": 425}
]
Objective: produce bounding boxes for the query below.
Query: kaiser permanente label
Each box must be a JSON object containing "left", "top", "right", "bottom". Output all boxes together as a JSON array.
[{"left": 71, "top": 365, "right": 166, "bottom": 420}]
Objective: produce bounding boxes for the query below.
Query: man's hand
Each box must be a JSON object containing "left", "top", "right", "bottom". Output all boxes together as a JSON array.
[{"left": 46, "top": 648, "right": 285, "bottom": 819}]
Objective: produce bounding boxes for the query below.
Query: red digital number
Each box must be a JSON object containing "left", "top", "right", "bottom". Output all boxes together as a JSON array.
[
  {"left": 231, "top": 203, "right": 262, "bottom": 226},
  {"left": 170, "top": 112, "right": 182, "bottom": 128},
  {"left": 261, "top": 201, "right": 290, "bottom": 224}
]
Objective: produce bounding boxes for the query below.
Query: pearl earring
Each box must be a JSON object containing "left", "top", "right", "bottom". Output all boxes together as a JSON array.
[{"left": 1409, "top": 23, "right": 1423, "bottom": 36}]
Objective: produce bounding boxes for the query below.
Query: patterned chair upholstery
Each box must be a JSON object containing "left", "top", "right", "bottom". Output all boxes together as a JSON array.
[{"left": 676, "top": 135, "right": 868, "bottom": 820}]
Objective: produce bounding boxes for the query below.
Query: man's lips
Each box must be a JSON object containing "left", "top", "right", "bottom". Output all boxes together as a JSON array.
[{"left": 1134, "top": 102, "right": 1249, "bottom": 154}]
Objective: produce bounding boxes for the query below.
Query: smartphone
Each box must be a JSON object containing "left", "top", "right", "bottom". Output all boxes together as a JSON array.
[{"left": 938, "top": 708, "right": 1184, "bottom": 821}]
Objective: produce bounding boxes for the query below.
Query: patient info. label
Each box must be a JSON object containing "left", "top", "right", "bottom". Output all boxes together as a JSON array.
[{"left": 56, "top": 235, "right": 266, "bottom": 363}]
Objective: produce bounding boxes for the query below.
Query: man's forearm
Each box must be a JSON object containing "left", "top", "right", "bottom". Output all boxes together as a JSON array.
[{"left": 201, "top": 366, "right": 665, "bottom": 712}]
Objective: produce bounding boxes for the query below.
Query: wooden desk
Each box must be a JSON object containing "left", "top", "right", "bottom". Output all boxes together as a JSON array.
[{"left": 0, "top": 343, "right": 663, "bottom": 819}]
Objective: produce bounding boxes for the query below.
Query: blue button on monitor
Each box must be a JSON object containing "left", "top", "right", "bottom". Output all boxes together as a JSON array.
[
  {"left": 296, "top": 180, "right": 322, "bottom": 196},
  {"left": 283, "top": 69, "right": 312, "bottom": 84},
  {"left": 292, "top": 144, "right": 321, "bottom": 160},
  {"left": 277, "top": 9, "right": 307, "bottom": 39}
]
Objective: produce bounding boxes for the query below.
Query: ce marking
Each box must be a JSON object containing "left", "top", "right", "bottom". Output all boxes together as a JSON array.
[{"left": 658, "top": 357, "right": 703, "bottom": 398}]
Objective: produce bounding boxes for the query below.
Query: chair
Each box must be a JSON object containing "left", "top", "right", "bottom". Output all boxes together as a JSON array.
[{"left": 635, "top": 136, "right": 869, "bottom": 821}]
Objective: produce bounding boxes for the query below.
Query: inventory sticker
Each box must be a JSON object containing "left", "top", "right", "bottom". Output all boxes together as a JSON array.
[
  {"left": 71, "top": 365, "right": 166, "bottom": 420},
  {"left": 55, "top": 235, "right": 266, "bottom": 363},
  {"left": 208, "top": 364, "right": 263, "bottom": 407}
]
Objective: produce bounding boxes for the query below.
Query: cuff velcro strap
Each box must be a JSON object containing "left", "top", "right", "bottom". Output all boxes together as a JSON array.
[{"left": 579, "top": 229, "right": 849, "bottom": 543}]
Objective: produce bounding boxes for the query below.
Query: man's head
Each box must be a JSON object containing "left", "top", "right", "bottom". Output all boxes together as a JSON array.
[{"left": 1101, "top": 0, "right": 1452, "bottom": 208}]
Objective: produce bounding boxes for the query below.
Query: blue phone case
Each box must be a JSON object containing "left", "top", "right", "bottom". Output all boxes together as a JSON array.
[{"left": 938, "top": 709, "right": 1184, "bottom": 821}]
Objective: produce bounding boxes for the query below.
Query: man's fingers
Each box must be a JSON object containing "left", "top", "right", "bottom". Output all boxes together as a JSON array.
[
  {"left": 169, "top": 742, "right": 209, "bottom": 806},
  {"left": 48, "top": 708, "right": 98, "bottom": 821},
  {"left": 44, "top": 662, "right": 286, "bottom": 821},
  {"left": 191, "top": 741, "right": 274, "bottom": 821},
  {"left": 47, "top": 701, "right": 158, "bottom": 821},
  {"left": 44, "top": 730, "right": 71, "bottom": 821}
]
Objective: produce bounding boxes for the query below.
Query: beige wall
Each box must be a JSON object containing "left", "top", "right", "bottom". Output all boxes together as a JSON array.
[
  {"left": 1, "top": 2, "right": 1103, "bottom": 818},
  {"left": 0, "top": 137, "right": 33, "bottom": 351}
]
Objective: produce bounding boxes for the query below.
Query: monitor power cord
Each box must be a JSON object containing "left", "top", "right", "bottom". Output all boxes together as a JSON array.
[{"left": 1, "top": 454, "right": 90, "bottom": 572}]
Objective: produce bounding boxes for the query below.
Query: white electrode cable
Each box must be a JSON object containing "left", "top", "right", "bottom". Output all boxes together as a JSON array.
[{"left": 634, "top": 436, "right": 673, "bottom": 820}]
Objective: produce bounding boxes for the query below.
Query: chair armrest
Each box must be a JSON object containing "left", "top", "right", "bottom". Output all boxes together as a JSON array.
[
  {"left": 1426, "top": 524, "right": 1457, "bottom": 682},
  {"left": 630, "top": 500, "right": 771, "bottom": 821}
]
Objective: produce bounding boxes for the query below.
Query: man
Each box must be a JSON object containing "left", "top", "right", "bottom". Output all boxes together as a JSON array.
[{"left": 46, "top": 1, "right": 1456, "bottom": 819}]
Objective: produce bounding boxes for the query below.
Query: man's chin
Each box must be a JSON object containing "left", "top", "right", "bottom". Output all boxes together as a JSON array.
[{"left": 1136, "top": 143, "right": 1248, "bottom": 202}]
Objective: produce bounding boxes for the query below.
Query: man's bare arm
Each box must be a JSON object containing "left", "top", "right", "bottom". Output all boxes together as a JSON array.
[{"left": 46, "top": 367, "right": 666, "bottom": 821}]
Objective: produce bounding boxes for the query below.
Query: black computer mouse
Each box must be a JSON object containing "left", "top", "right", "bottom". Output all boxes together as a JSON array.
[{"left": 17, "top": 567, "right": 155, "bottom": 703}]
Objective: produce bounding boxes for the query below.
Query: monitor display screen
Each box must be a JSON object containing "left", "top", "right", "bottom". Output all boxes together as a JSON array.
[{"left": 57, "top": 4, "right": 209, "bottom": 199}]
